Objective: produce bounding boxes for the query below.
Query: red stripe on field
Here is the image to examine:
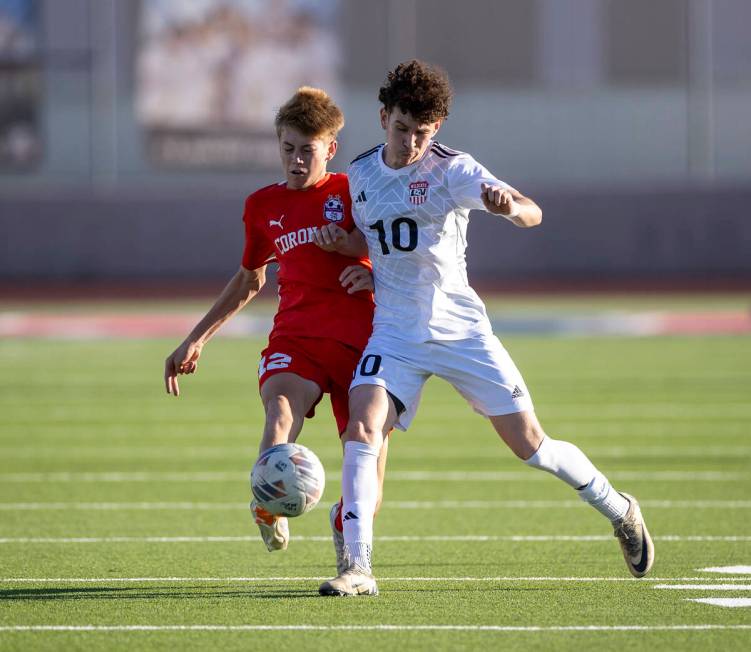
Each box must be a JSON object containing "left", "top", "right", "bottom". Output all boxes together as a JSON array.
[
  {"left": 657, "top": 312, "right": 751, "bottom": 334},
  {"left": 1, "top": 311, "right": 749, "bottom": 339}
]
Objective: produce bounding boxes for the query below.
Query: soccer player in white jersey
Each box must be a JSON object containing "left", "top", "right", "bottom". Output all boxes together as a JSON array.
[{"left": 318, "top": 60, "right": 654, "bottom": 597}]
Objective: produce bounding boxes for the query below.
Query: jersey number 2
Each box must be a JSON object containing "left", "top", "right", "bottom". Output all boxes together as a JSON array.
[{"left": 369, "top": 218, "right": 418, "bottom": 255}]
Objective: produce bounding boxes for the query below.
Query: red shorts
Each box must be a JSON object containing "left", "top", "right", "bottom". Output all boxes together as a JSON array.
[{"left": 258, "top": 336, "right": 361, "bottom": 434}]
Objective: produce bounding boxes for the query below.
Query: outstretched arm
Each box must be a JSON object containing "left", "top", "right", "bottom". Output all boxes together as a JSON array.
[
  {"left": 480, "top": 183, "right": 542, "bottom": 228},
  {"left": 164, "top": 265, "right": 266, "bottom": 396}
]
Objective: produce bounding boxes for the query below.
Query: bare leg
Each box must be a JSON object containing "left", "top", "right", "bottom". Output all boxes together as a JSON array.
[{"left": 259, "top": 372, "right": 322, "bottom": 451}]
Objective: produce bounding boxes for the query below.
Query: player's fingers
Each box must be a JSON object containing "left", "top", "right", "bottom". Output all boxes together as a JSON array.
[
  {"left": 340, "top": 264, "right": 370, "bottom": 285},
  {"left": 166, "top": 372, "right": 179, "bottom": 396},
  {"left": 313, "top": 227, "right": 334, "bottom": 249},
  {"left": 320, "top": 226, "right": 333, "bottom": 245},
  {"left": 164, "top": 359, "right": 176, "bottom": 393},
  {"left": 339, "top": 268, "right": 359, "bottom": 287},
  {"left": 343, "top": 266, "right": 374, "bottom": 293},
  {"left": 347, "top": 274, "right": 374, "bottom": 293},
  {"left": 338, "top": 264, "right": 359, "bottom": 283}
]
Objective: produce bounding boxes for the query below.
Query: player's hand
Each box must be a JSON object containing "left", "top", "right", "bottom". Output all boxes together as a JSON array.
[
  {"left": 481, "top": 182, "right": 520, "bottom": 217},
  {"left": 339, "top": 264, "right": 374, "bottom": 294},
  {"left": 164, "top": 340, "right": 203, "bottom": 397},
  {"left": 313, "top": 223, "right": 348, "bottom": 252}
]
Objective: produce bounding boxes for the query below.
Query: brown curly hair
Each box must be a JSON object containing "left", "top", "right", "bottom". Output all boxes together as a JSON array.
[
  {"left": 378, "top": 60, "right": 452, "bottom": 123},
  {"left": 275, "top": 87, "right": 344, "bottom": 140}
]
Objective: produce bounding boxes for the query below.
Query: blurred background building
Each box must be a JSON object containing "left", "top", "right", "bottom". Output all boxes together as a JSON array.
[{"left": 0, "top": 0, "right": 749, "bottom": 289}]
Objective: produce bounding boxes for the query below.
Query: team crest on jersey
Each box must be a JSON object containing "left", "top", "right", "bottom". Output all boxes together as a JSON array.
[
  {"left": 323, "top": 194, "right": 344, "bottom": 222},
  {"left": 408, "top": 180, "right": 429, "bottom": 205}
]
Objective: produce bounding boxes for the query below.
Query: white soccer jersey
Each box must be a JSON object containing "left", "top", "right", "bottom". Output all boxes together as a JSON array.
[{"left": 348, "top": 141, "right": 509, "bottom": 342}]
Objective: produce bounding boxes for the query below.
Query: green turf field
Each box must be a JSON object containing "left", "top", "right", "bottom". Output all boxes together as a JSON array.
[{"left": 1, "top": 334, "right": 750, "bottom": 651}]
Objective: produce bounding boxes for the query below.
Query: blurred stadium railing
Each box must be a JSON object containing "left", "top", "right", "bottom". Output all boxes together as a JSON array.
[{"left": 1, "top": 0, "right": 750, "bottom": 288}]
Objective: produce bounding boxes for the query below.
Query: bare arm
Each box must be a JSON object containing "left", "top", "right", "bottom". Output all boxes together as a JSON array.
[
  {"left": 164, "top": 265, "right": 266, "bottom": 396},
  {"left": 480, "top": 182, "right": 542, "bottom": 228},
  {"left": 313, "top": 224, "right": 369, "bottom": 257}
]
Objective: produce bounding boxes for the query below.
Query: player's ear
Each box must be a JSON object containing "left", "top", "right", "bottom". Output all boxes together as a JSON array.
[
  {"left": 432, "top": 119, "right": 443, "bottom": 136},
  {"left": 380, "top": 107, "right": 389, "bottom": 130},
  {"left": 326, "top": 139, "right": 338, "bottom": 161}
]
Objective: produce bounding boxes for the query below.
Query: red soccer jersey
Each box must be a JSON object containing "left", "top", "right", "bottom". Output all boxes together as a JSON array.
[{"left": 241, "top": 173, "right": 374, "bottom": 351}]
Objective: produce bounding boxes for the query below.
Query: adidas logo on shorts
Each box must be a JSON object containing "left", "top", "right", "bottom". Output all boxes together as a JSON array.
[{"left": 511, "top": 385, "right": 525, "bottom": 399}]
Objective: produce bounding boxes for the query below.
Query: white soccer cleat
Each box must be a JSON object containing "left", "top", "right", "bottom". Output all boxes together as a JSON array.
[
  {"left": 250, "top": 499, "right": 289, "bottom": 552},
  {"left": 318, "top": 563, "right": 378, "bottom": 597},
  {"left": 329, "top": 502, "right": 347, "bottom": 575},
  {"left": 612, "top": 492, "right": 654, "bottom": 578}
]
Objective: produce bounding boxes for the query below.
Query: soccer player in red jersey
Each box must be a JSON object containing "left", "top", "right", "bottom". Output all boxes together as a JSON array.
[{"left": 164, "top": 88, "right": 387, "bottom": 569}]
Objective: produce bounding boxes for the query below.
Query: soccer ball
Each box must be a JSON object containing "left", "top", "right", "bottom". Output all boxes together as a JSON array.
[{"left": 250, "top": 443, "right": 326, "bottom": 517}]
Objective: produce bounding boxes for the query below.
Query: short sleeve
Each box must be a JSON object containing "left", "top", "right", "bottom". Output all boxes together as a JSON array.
[
  {"left": 447, "top": 154, "right": 510, "bottom": 212},
  {"left": 241, "top": 196, "right": 275, "bottom": 270}
]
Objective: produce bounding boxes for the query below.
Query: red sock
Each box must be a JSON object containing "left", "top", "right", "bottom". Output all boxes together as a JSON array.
[{"left": 334, "top": 497, "right": 343, "bottom": 532}]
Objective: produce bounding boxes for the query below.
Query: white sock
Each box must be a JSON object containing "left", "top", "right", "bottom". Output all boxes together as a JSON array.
[
  {"left": 524, "top": 435, "right": 628, "bottom": 521},
  {"left": 341, "top": 440, "right": 379, "bottom": 572},
  {"left": 577, "top": 473, "right": 629, "bottom": 522},
  {"left": 524, "top": 436, "right": 599, "bottom": 488}
]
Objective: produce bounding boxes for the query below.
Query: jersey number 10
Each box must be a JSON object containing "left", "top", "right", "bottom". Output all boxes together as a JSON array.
[{"left": 369, "top": 218, "right": 418, "bottom": 255}]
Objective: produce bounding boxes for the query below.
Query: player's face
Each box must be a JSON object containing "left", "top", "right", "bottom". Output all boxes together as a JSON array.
[
  {"left": 279, "top": 127, "right": 337, "bottom": 190},
  {"left": 381, "top": 107, "right": 441, "bottom": 169}
]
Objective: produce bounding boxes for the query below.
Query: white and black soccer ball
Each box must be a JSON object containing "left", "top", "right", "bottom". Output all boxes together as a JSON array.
[{"left": 250, "top": 443, "right": 325, "bottom": 517}]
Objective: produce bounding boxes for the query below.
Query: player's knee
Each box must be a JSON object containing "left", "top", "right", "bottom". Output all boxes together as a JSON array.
[
  {"left": 342, "top": 419, "right": 381, "bottom": 447},
  {"left": 509, "top": 424, "right": 546, "bottom": 461}
]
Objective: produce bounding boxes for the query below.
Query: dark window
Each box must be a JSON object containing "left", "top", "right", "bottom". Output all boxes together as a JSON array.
[
  {"left": 416, "top": 0, "right": 538, "bottom": 85},
  {"left": 606, "top": 0, "right": 687, "bottom": 84}
]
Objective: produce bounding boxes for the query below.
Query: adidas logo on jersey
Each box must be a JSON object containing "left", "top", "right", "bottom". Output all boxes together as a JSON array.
[
  {"left": 511, "top": 385, "right": 525, "bottom": 399},
  {"left": 342, "top": 510, "right": 359, "bottom": 521},
  {"left": 354, "top": 190, "right": 367, "bottom": 204}
]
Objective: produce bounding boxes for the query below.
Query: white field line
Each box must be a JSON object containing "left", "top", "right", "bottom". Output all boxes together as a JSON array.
[
  {"left": 3, "top": 576, "right": 751, "bottom": 584},
  {"left": 2, "top": 624, "right": 751, "bottom": 633},
  {"left": 700, "top": 566, "right": 751, "bottom": 574},
  {"left": 1, "top": 499, "right": 751, "bottom": 511},
  {"left": 654, "top": 584, "right": 751, "bottom": 590},
  {"left": 424, "top": 404, "right": 751, "bottom": 419},
  {"left": 687, "top": 598, "right": 751, "bottom": 608},
  {"left": 0, "top": 535, "right": 748, "bottom": 544},
  {"left": 0, "top": 470, "right": 746, "bottom": 483},
  {"left": 1, "top": 445, "right": 749, "bottom": 459},
  {"left": 5, "top": 423, "right": 747, "bottom": 441}
]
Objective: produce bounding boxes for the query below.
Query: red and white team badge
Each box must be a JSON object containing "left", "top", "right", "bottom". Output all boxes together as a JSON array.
[
  {"left": 323, "top": 194, "right": 344, "bottom": 222},
  {"left": 408, "top": 180, "right": 429, "bottom": 205}
]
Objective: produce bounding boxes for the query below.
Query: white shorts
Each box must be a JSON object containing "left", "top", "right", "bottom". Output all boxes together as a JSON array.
[{"left": 350, "top": 332, "right": 534, "bottom": 430}]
